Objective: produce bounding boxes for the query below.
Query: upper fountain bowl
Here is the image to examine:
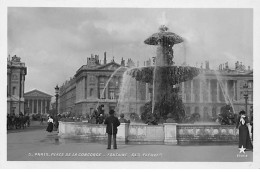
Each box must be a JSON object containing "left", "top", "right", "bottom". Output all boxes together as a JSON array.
[{"left": 144, "top": 25, "right": 184, "bottom": 45}]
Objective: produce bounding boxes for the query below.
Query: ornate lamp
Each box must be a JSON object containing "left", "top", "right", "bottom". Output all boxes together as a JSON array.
[{"left": 55, "top": 85, "right": 59, "bottom": 116}]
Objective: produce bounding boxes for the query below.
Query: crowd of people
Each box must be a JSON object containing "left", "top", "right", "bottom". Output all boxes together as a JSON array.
[{"left": 7, "top": 112, "right": 30, "bottom": 130}]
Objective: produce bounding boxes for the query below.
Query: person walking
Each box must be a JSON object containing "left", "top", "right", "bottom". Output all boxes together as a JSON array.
[
  {"left": 236, "top": 110, "right": 253, "bottom": 150},
  {"left": 104, "top": 110, "right": 120, "bottom": 149},
  {"left": 46, "top": 116, "right": 54, "bottom": 133}
]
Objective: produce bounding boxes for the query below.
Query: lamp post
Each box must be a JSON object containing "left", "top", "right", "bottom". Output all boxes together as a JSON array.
[
  {"left": 243, "top": 82, "right": 248, "bottom": 115},
  {"left": 55, "top": 85, "right": 59, "bottom": 117}
]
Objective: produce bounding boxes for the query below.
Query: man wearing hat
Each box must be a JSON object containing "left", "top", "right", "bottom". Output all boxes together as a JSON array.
[{"left": 104, "top": 109, "right": 120, "bottom": 149}]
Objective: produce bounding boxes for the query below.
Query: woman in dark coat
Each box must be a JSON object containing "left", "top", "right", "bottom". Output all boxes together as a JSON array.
[
  {"left": 236, "top": 110, "right": 253, "bottom": 150},
  {"left": 46, "top": 116, "right": 54, "bottom": 132}
]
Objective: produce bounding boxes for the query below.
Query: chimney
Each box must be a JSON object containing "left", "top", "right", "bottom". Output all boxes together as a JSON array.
[
  {"left": 235, "top": 61, "right": 239, "bottom": 69},
  {"left": 104, "top": 52, "right": 107, "bottom": 64},
  {"left": 225, "top": 62, "right": 228, "bottom": 69},
  {"left": 121, "top": 57, "right": 125, "bottom": 66}
]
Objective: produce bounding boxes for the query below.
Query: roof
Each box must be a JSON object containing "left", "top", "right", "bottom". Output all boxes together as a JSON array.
[{"left": 24, "top": 89, "right": 52, "bottom": 98}]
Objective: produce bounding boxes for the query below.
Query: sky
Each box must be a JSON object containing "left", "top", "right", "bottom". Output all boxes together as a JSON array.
[{"left": 8, "top": 8, "right": 253, "bottom": 97}]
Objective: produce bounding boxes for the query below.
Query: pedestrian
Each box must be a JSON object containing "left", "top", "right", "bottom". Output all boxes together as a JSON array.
[
  {"left": 40, "top": 114, "right": 44, "bottom": 125},
  {"left": 119, "top": 113, "right": 130, "bottom": 123},
  {"left": 236, "top": 110, "right": 253, "bottom": 150},
  {"left": 46, "top": 116, "right": 54, "bottom": 133},
  {"left": 104, "top": 109, "right": 120, "bottom": 149},
  {"left": 98, "top": 113, "right": 105, "bottom": 124}
]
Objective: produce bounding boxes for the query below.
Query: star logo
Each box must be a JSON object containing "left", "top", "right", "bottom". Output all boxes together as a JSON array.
[{"left": 239, "top": 145, "right": 246, "bottom": 154}]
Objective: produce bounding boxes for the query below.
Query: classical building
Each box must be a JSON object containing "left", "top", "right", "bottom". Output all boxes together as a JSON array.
[
  {"left": 181, "top": 61, "right": 253, "bottom": 120},
  {"left": 24, "top": 89, "right": 52, "bottom": 115},
  {"left": 59, "top": 52, "right": 253, "bottom": 120},
  {"left": 59, "top": 53, "right": 134, "bottom": 116},
  {"left": 7, "top": 55, "right": 27, "bottom": 115}
]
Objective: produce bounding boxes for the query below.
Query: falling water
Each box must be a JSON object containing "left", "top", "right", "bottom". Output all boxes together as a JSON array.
[
  {"left": 214, "top": 70, "right": 236, "bottom": 114},
  {"left": 116, "top": 69, "right": 132, "bottom": 113},
  {"left": 151, "top": 62, "right": 157, "bottom": 114},
  {"left": 96, "top": 66, "right": 126, "bottom": 109}
]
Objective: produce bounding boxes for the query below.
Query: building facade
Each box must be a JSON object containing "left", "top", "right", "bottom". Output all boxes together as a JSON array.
[
  {"left": 7, "top": 55, "right": 27, "bottom": 115},
  {"left": 24, "top": 89, "right": 52, "bottom": 115},
  {"left": 59, "top": 53, "right": 253, "bottom": 120},
  {"left": 181, "top": 64, "right": 253, "bottom": 120}
]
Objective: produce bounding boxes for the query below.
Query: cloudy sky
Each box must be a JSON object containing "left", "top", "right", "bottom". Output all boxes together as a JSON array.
[{"left": 8, "top": 8, "right": 253, "bottom": 97}]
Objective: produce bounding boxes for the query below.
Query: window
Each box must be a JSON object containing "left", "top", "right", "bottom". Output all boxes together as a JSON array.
[
  {"left": 12, "top": 87, "right": 16, "bottom": 95},
  {"left": 99, "top": 89, "right": 105, "bottom": 99},
  {"left": 89, "top": 88, "right": 94, "bottom": 97},
  {"left": 185, "top": 106, "right": 191, "bottom": 115},
  {"left": 109, "top": 90, "right": 115, "bottom": 99},
  {"left": 195, "top": 106, "right": 200, "bottom": 113}
]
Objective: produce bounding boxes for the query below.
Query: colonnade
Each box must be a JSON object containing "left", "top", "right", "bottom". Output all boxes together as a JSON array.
[{"left": 26, "top": 99, "right": 51, "bottom": 114}]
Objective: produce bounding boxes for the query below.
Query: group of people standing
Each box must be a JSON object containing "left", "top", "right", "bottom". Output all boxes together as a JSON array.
[
  {"left": 45, "top": 105, "right": 252, "bottom": 151},
  {"left": 7, "top": 112, "right": 30, "bottom": 130}
]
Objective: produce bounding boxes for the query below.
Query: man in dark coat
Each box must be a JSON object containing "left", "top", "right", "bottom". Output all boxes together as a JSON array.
[{"left": 104, "top": 110, "right": 120, "bottom": 149}]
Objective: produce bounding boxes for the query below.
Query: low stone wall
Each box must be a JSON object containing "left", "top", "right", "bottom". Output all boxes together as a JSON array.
[
  {"left": 59, "top": 122, "right": 238, "bottom": 145},
  {"left": 59, "top": 122, "right": 107, "bottom": 141},
  {"left": 128, "top": 124, "right": 164, "bottom": 142},
  {"left": 177, "top": 124, "right": 239, "bottom": 144}
]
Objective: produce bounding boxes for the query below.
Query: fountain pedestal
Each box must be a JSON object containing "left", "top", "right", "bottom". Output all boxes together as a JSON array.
[
  {"left": 163, "top": 123, "right": 178, "bottom": 144},
  {"left": 117, "top": 123, "right": 129, "bottom": 143}
]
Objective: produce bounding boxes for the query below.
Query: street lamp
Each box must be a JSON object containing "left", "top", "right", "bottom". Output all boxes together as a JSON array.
[
  {"left": 243, "top": 82, "right": 248, "bottom": 115},
  {"left": 55, "top": 85, "right": 59, "bottom": 117}
]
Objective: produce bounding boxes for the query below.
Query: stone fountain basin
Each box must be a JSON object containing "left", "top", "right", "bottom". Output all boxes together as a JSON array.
[
  {"left": 126, "top": 66, "right": 201, "bottom": 85},
  {"left": 58, "top": 121, "right": 239, "bottom": 145}
]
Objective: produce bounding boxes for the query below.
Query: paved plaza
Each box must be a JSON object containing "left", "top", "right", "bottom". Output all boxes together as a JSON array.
[{"left": 7, "top": 123, "right": 253, "bottom": 162}]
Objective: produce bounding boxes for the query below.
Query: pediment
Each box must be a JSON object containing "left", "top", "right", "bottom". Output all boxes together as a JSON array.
[
  {"left": 97, "top": 62, "right": 121, "bottom": 70},
  {"left": 24, "top": 89, "right": 52, "bottom": 98}
]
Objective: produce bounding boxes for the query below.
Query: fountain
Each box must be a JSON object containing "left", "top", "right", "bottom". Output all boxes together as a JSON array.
[
  {"left": 126, "top": 25, "right": 201, "bottom": 123},
  {"left": 59, "top": 25, "right": 239, "bottom": 145}
]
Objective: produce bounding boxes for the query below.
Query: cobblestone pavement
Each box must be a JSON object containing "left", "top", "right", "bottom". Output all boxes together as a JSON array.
[{"left": 7, "top": 128, "right": 253, "bottom": 162}]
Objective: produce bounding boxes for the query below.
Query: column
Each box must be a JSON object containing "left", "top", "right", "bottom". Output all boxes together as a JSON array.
[
  {"left": 233, "top": 80, "right": 236, "bottom": 101},
  {"left": 49, "top": 100, "right": 51, "bottom": 111},
  {"left": 41, "top": 99, "right": 43, "bottom": 114},
  {"left": 32, "top": 99, "right": 34, "bottom": 113},
  {"left": 21, "top": 75, "right": 24, "bottom": 98},
  {"left": 191, "top": 80, "right": 194, "bottom": 102},
  {"left": 45, "top": 99, "right": 47, "bottom": 113},
  {"left": 106, "top": 77, "right": 109, "bottom": 99},
  {"left": 199, "top": 80, "right": 203, "bottom": 103},
  {"left": 83, "top": 77, "right": 86, "bottom": 100},
  {"left": 225, "top": 80, "right": 228, "bottom": 98},
  {"left": 37, "top": 99, "right": 38, "bottom": 114},
  {"left": 208, "top": 80, "right": 211, "bottom": 102},
  {"left": 216, "top": 82, "right": 219, "bottom": 102}
]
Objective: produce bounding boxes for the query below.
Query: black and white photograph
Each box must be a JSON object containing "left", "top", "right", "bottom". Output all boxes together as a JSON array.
[{"left": 1, "top": 0, "right": 260, "bottom": 169}]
